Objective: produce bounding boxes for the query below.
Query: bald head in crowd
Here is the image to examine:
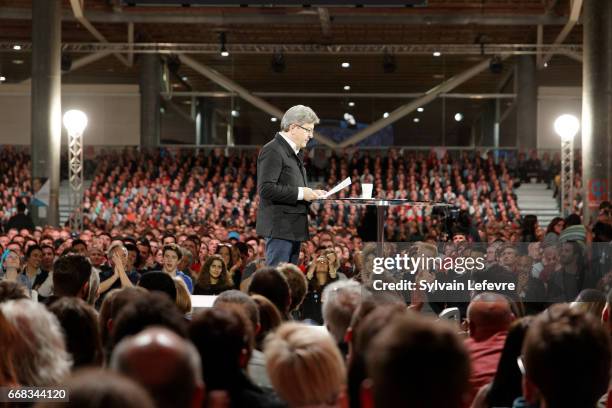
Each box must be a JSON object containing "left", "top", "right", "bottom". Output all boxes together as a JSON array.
[
  {"left": 110, "top": 327, "right": 204, "bottom": 408},
  {"left": 467, "top": 293, "right": 515, "bottom": 341}
]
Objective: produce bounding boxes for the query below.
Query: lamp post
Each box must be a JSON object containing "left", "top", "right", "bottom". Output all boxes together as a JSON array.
[
  {"left": 62, "top": 110, "right": 88, "bottom": 232},
  {"left": 554, "top": 114, "right": 579, "bottom": 217}
]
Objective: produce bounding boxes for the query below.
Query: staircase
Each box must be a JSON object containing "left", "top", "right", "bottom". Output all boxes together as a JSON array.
[
  {"left": 516, "top": 182, "right": 560, "bottom": 228},
  {"left": 59, "top": 180, "right": 92, "bottom": 226}
]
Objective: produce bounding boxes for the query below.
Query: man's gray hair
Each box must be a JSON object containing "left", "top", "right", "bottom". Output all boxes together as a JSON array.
[
  {"left": 0, "top": 299, "right": 72, "bottom": 385},
  {"left": 280, "top": 105, "right": 320, "bottom": 131},
  {"left": 322, "top": 280, "right": 367, "bottom": 344}
]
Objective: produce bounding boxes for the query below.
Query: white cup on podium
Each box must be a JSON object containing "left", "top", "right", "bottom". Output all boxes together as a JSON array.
[{"left": 361, "top": 183, "right": 373, "bottom": 199}]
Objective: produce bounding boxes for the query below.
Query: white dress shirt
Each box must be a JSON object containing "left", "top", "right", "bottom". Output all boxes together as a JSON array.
[{"left": 279, "top": 132, "right": 305, "bottom": 201}]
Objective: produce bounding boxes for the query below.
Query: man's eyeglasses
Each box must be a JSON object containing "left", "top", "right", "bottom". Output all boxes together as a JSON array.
[{"left": 295, "top": 124, "right": 314, "bottom": 135}]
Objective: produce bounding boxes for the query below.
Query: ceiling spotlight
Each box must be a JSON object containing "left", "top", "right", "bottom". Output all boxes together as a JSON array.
[
  {"left": 413, "top": 118, "right": 420, "bottom": 123},
  {"left": 12, "top": 60, "right": 23, "bottom": 65},
  {"left": 343, "top": 113, "right": 356, "bottom": 126},
  {"left": 417, "top": 107, "right": 424, "bottom": 112},
  {"left": 383, "top": 53, "right": 396, "bottom": 74},
  {"left": 231, "top": 110, "right": 240, "bottom": 117},
  {"left": 0, "top": 76, "right": 6, "bottom": 82},
  {"left": 348, "top": 102, "right": 355, "bottom": 107},
  {"left": 219, "top": 32, "right": 229, "bottom": 57},
  {"left": 12, "top": 45, "right": 21, "bottom": 51},
  {"left": 544, "top": 61, "right": 549, "bottom": 68},
  {"left": 341, "top": 62, "right": 350, "bottom": 68},
  {"left": 344, "top": 85, "right": 351, "bottom": 91},
  {"left": 181, "top": 76, "right": 188, "bottom": 81},
  {"left": 383, "top": 112, "right": 390, "bottom": 118},
  {"left": 271, "top": 117, "right": 278, "bottom": 122},
  {"left": 454, "top": 113, "right": 464, "bottom": 122},
  {"left": 433, "top": 51, "right": 441, "bottom": 57}
]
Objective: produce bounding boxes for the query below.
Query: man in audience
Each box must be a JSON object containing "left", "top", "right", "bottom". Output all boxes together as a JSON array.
[
  {"left": 45, "top": 368, "right": 155, "bottom": 408},
  {"left": 322, "top": 280, "right": 364, "bottom": 356},
  {"left": 248, "top": 267, "right": 291, "bottom": 320},
  {"left": 464, "top": 292, "right": 515, "bottom": 405},
  {"left": 521, "top": 304, "right": 611, "bottom": 408},
  {"left": 111, "top": 327, "right": 205, "bottom": 408},
  {"left": 363, "top": 312, "right": 471, "bottom": 408},
  {"left": 189, "top": 307, "right": 284, "bottom": 408},
  {"left": 52, "top": 254, "right": 93, "bottom": 302},
  {"left": 213, "top": 290, "right": 270, "bottom": 389},
  {"left": 110, "top": 291, "right": 187, "bottom": 351},
  {"left": 0, "top": 299, "right": 72, "bottom": 385}
]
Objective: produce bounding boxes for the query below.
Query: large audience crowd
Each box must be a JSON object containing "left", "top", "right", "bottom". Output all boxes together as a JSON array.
[
  {"left": 0, "top": 145, "right": 608, "bottom": 408},
  {"left": 0, "top": 147, "right": 584, "bottom": 240}
]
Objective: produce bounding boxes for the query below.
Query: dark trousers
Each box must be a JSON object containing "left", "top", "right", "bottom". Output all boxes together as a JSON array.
[{"left": 265, "top": 238, "right": 301, "bottom": 267}]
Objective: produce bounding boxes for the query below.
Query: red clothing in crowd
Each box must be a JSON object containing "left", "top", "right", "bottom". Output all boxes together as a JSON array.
[{"left": 464, "top": 331, "right": 508, "bottom": 406}]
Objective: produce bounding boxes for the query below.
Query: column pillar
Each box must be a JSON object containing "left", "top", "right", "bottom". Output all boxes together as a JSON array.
[
  {"left": 582, "top": 0, "right": 611, "bottom": 223},
  {"left": 31, "top": 0, "right": 61, "bottom": 227},
  {"left": 516, "top": 55, "right": 538, "bottom": 149},
  {"left": 139, "top": 54, "right": 161, "bottom": 148}
]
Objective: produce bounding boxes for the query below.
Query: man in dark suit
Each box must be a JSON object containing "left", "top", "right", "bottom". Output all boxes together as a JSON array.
[{"left": 256, "top": 105, "right": 326, "bottom": 266}]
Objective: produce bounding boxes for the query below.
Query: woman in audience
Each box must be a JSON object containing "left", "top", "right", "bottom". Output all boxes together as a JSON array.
[
  {"left": 251, "top": 294, "right": 282, "bottom": 351},
  {"left": 173, "top": 277, "right": 192, "bottom": 317},
  {"left": 193, "top": 254, "right": 233, "bottom": 295},
  {"left": 264, "top": 322, "right": 348, "bottom": 408},
  {"left": 301, "top": 253, "right": 340, "bottom": 324},
  {"left": 0, "top": 249, "right": 27, "bottom": 289}
]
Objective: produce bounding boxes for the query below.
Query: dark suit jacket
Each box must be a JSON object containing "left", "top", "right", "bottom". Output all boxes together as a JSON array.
[{"left": 256, "top": 133, "right": 310, "bottom": 242}]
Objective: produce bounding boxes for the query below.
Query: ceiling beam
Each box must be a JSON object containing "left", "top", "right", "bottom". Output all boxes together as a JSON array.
[
  {"left": 163, "top": 91, "right": 517, "bottom": 99},
  {"left": 0, "top": 7, "right": 568, "bottom": 25},
  {"left": 541, "top": 0, "right": 583, "bottom": 67},
  {"left": 337, "top": 56, "right": 509, "bottom": 148},
  {"left": 178, "top": 54, "right": 338, "bottom": 148}
]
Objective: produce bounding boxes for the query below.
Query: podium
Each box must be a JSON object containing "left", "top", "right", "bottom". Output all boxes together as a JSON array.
[{"left": 316, "top": 198, "right": 453, "bottom": 244}]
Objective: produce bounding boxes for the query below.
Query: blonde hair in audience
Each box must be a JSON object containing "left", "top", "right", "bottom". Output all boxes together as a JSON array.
[
  {"left": 264, "top": 322, "right": 346, "bottom": 407},
  {"left": 173, "top": 277, "right": 192, "bottom": 315}
]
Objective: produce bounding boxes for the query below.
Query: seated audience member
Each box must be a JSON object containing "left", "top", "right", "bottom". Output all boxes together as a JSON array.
[
  {"left": 264, "top": 322, "right": 348, "bottom": 408},
  {"left": 302, "top": 254, "right": 340, "bottom": 324},
  {"left": 52, "top": 254, "right": 93, "bottom": 302},
  {"left": 174, "top": 277, "right": 193, "bottom": 317},
  {"left": 98, "top": 287, "right": 147, "bottom": 354},
  {"left": 0, "top": 299, "right": 72, "bottom": 385},
  {"left": 248, "top": 267, "right": 291, "bottom": 320},
  {"left": 20, "top": 244, "right": 47, "bottom": 294},
  {"left": 189, "top": 307, "right": 284, "bottom": 408},
  {"left": 363, "top": 312, "right": 471, "bottom": 408},
  {"left": 99, "top": 243, "right": 136, "bottom": 296},
  {"left": 110, "top": 292, "right": 188, "bottom": 351},
  {"left": 251, "top": 294, "right": 283, "bottom": 351},
  {"left": 111, "top": 327, "right": 205, "bottom": 408},
  {"left": 277, "top": 263, "right": 308, "bottom": 319},
  {"left": 346, "top": 302, "right": 407, "bottom": 408},
  {"left": 0, "top": 311, "right": 19, "bottom": 385},
  {"left": 42, "top": 368, "right": 155, "bottom": 408},
  {"left": 520, "top": 304, "right": 611, "bottom": 408},
  {"left": 212, "top": 290, "right": 270, "bottom": 389},
  {"left": 0, "top": 249, "right": 28, "bottom": 290},
  {"left": 48, "top": 297, "right": 103, "bottom": 369},
  {"left": 548, "top": 241, "right": 585, "bottom": 302},
  {"left": 322, "top": 280, "right": 364, "bottom": 356},
  {"left": 0, "top": 280, "right": 28, "bottom": 303},
  {"left": 465, "top": 293, "right": 515, "bottom": 405},
  {"left": 161, "top": 244, "right": 193, "bottom": 293},
  {"left": 570, "top": 288, "right": 606, "bottom": 318},
  {"left": 138, "top": 271, "right": 177, "bottom": 302},
  {"left": 194, "top": 254, "right": 233, "bottom": 295},
  {"left": 470, "top": 317, "right": 534, "bottom": 408}
]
